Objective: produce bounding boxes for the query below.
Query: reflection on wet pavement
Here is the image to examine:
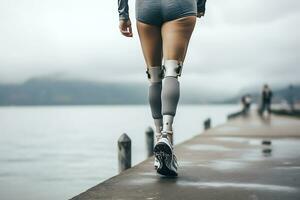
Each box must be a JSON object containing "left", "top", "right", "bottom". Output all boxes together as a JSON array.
[
  {"left": 187, "top": 144, "right": 230, "bottom": 151},
  {"left": 219, "top": 126, "right": 240, "bottom": 132},
  {"left": 208, "top": 160, "right": 247, "bottom": 171},
  {"left": 177, "top": 181, "right": 298, "bottom": 193},
  {"left": 262, "top": 148, "right": 272, "bottom": 157}
]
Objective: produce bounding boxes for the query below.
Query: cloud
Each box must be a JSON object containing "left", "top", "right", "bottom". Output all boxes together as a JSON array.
[{"left": 211, "top": 0, "right": 300, "bottom": 25}]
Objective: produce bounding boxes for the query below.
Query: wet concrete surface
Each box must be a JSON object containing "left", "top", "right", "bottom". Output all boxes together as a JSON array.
[{"left": 71, "top": 113, "right": 300, "bottom": 200}]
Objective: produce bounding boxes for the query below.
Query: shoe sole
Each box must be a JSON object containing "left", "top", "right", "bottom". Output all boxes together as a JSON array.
[{"left": 154, "top": 141, "right": 177, "bottom": 176}]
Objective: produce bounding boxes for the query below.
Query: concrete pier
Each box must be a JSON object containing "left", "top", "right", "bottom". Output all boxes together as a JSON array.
[{"left": 71, "top": 112, "right": 300, "bottom": 200}]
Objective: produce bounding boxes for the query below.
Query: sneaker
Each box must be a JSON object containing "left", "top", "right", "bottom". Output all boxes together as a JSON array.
[{"left": 154, "top": 132, "right": 178, "bottom": 176}]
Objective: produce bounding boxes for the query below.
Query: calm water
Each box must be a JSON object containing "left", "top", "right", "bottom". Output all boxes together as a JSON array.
[{"left": 0, "top": 104, "right": 239, "bottom": 200}]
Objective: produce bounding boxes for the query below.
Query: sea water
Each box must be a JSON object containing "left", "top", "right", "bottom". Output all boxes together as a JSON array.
[{"left": 0, "top": 104, "right": 239, "bottom": 200}]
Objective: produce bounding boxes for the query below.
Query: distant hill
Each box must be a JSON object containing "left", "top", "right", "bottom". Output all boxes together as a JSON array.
[
  {"left": 0, "top": 77, "right": 298, "bottom": 106},
  {"left": 0, "top": 78, "right": 148, "bottom": 105},
  {"left": 0, "top": 77, "right": 212, "bottom": 105}
]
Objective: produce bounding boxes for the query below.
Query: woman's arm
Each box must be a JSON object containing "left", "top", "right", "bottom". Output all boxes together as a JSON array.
[
  {"left": 197, "top": 0, "right": 207, "bottom": 18},
  {"left": 118, "top": 0, "right": 132, "bottom": 37},
  {"left": 118, "top": 0, "right": 129, "bottom": 20}
]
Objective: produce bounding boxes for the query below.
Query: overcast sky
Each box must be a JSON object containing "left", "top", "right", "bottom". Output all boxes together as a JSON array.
[{"left": 0, "top": 0, "right": 299, "bottom": 96}]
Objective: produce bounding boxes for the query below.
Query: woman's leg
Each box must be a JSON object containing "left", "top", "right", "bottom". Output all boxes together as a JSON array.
[
  {"left": 136, "top": 21, "right": 162, "bottom": 67},
  {"left": 161, "top": 16, "right": 197, "bottom": 143},
  {"left": 136, "top": 21, "right": 164, "bottom": 139},
  {"left": 162, "top": 16, "right": 196, "bottom": 62}
]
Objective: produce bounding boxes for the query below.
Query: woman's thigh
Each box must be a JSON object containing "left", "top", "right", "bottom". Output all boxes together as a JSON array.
[
  {"left": 161, "top": 16, "right": 196, "bottom": 63},
  {"left": 136, "top": 21, "right": 163, "bottom": 67}
]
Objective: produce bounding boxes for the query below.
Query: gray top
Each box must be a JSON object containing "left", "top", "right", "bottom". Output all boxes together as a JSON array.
[{"left": 118, "top": 0, "right": 207, "bottom": 20}]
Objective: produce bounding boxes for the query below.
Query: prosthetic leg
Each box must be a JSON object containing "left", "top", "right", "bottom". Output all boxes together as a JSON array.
[
  {"left": 146, "top": 66, "right": 164, "bottom": 169},
  {"left": 161, "top": 59, "right": 182, "bottom": 144},
  {"left": 153, "top": 59, "right": 182, "bottom": 176}
]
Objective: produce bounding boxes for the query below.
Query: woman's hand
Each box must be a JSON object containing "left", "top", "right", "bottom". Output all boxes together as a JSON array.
[{"left": 119, "top": 19, "right": 133, "bottom": 37}]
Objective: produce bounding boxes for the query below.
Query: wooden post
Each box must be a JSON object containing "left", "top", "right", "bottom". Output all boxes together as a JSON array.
[
  {"left": 204, "top": 118, "right": 211, "bottom": 130},
  {"left": 118, "top": 133, "right": 131, "bottom": 173},
  {"left": 262, "top": 140, "right": 272, "bottom": 145},
  {"left": 145, "top": 126, "right": 154, "bottom": 157}
]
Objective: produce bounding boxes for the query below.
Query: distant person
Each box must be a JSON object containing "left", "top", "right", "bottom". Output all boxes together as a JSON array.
[
  {"left": 241, "top": 94, "right": 252, "bottom": 114},
  {"left": 260, "top": 84, "right": 273, "bottom": 115},
  {"left": 117, "top": 0, "right": 207, "bottom": 176},
  {"left": 288, "top": 85, "right": 295, "bottom": 111}
]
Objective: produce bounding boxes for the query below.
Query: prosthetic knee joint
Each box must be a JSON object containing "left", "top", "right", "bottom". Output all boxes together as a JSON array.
[
  {"left": 162, "top": 60, "right": 183, "bottom": 78},
  {"left": 146, "top": 66, "right": 164, "bottom": 83}
]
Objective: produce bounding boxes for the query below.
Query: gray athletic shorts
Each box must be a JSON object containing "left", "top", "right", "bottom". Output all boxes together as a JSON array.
[{"left": 135, "top": 0, "right": 197, "bottom": 26}]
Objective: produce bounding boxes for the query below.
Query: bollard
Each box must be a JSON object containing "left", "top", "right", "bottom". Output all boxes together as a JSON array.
[
  {"left": 118, "top": 133, "right": 131, "bottom": 173},
  {"left": 204, "top": 118, "right": 211, "bottom": 130},
  {"left": 145, "top": 126, "right": 154, "bottom": 157},
  {"left": 262, "top": 140, "right": 272, "bottom": 145}
]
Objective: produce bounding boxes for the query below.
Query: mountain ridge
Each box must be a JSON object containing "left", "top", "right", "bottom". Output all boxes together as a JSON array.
[{"left": 0, "top": 77, "right": 298, "bottom": 105}]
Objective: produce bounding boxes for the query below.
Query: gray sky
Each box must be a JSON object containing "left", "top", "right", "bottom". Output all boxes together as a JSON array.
[{"left": 0, "top": 0, "right": 299, "bottom": 96}]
